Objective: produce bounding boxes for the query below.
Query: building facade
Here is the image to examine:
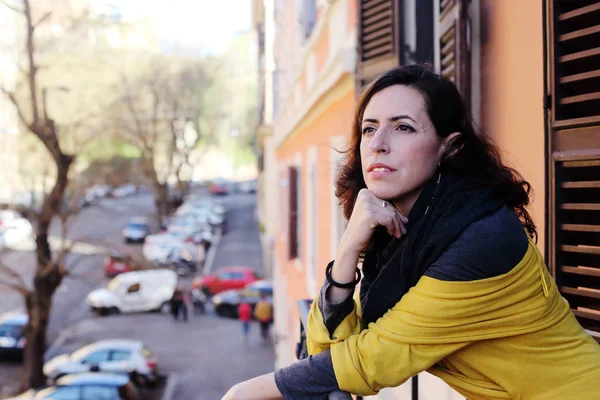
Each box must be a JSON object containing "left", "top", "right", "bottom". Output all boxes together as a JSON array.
[{"left": 254, "top": 0, "right": 600, "bottom": 398}]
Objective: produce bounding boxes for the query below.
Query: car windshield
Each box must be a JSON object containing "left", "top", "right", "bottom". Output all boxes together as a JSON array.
[
  {"left": 0, "top": 324, "right": 23, "bottom": 338},
  {"left": 107, "top": 277, "right": 121, "bottom": 291},
  {"left": 127, "top": 223, "right": 147, "bottom": 230},
  {"left": 140, "top": 347, "right": 153, "bottom": 359}
]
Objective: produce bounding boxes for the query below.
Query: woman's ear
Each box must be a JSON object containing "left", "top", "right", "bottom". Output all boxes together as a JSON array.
[{"left": 438, "top": 132, "right": 462, "bottom": 160}]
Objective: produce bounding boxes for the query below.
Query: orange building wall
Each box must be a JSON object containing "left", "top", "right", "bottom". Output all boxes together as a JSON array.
[
  {"left": 276, "top": 76, "right": 355, "bottom": 303},
  {"left": 481, "top": 0, "right": 547, "bottom": 253},
  {"left": 347, "top": 0, "right": 357, "bottom": 30}
]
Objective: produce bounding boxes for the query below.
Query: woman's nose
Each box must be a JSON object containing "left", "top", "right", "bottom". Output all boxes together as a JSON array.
[{"left": 368, "top": 129, "right": 389, "bottom": 153}]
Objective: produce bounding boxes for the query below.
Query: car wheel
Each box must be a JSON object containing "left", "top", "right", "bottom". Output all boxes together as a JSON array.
[
  {"left": 156, "top": 301, "right": 170, "bottom": 314},
  {"left": 218, "top": 305, "right": 237, "bottom": 319}
]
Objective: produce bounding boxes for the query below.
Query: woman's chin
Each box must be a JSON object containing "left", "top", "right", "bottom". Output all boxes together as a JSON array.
[{"left": 366, "top": 184, "right": 405, "bottom": 201}]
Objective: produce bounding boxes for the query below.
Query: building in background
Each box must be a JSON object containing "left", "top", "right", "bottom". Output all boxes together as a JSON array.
[{"left": 255, "top": 0, "right": 599, "bottom": 398}]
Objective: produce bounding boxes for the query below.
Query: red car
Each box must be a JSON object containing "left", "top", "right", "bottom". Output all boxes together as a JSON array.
[
  {"left": 192, "top": 266, "right": 261, "bottom": 296},
  {"left": 104, "top": 252, "right": 138, "bottom": 278}
]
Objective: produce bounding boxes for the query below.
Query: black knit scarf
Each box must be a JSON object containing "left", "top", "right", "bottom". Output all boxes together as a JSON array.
[{"left": 360, "top": 173, "right": 506, "bottom": 325}]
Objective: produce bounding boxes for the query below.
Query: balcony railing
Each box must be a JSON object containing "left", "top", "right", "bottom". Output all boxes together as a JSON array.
[{"left": 296, "top": 299, "right": 358, "bottom": 400}]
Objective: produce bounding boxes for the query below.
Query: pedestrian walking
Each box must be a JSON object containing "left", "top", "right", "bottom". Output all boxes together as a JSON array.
[
  {"left": 170, "top": 287, "right": 188, "bottom": 322},
  {"left": 237, "top": 299, "right": 252, "bottom": 341},
  {"left": 253, "top": 292, "right": 273, "bottom": 343},
  {"left": 191, "top": 287, "right": 206, "bottom": 315},
  {"left": 223, "top": 64, "right": 600, "bottom": 400}
]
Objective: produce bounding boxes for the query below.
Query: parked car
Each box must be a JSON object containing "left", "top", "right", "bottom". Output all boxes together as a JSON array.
[
  {"left": 44, "top": 340, "right": 158, "bottom": 386},
  {"left": 122, "top": 218, "right": 150, "bottom": 243},
  {"left": 212, "top": 280, "right": 273, "bottom": 319},
  {"left": 192, "top": 266, "right": 262, "bottom": 296},
  {"left": 208, "top": 179, "right": 229, "bottom": 196},
  {"left": 111, "top": 185, "right": 137, "bottom": 198},
  {"left": 86, "top": 269, "right": 177, "bottom": 315},
  {"left": 143, "top": 231, "right": 202, "bottom": 266},
  {"left": 7, "top": 373, "right": 144, "bottom": 399},
  {"left": 104, "top": 252, "right": 141, "bottom": 279},
  {"left": 0, "top": 312, "right": 27, "bottom": 358},
  {"left": 0, "top": 211, "right": 33, "bottom": 247},
  {"left": 238, "top": 179, "right": 258, "bottom": 194}
]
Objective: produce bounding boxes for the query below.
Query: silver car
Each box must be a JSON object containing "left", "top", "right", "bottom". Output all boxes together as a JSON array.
[{"left": 44, "top": 339, "right": 158, "bottom": 386}]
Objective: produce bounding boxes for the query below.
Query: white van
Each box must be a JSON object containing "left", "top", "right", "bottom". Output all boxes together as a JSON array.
[{"left": 86, "top": 269, "right": 177, "bottom": 315}]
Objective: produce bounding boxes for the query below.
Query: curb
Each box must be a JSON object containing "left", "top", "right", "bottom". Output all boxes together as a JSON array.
[{"left": 162, "top": 373, "right": 178, "bottom": 400}]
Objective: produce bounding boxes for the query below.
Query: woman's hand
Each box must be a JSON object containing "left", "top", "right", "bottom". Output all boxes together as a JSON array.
[
  {"left": 221, "top": 373, "right": 282, "bottom": 400},
  {"left": 326, "top": 189, "right": 408, "bottom": 304},
  {"left": 341, "top": 188, "right": 408, "bottom": 254}
]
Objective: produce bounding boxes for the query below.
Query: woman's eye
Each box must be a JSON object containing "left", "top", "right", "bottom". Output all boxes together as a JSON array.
[
  {"left": 362, "top": 126, "right": 376, "bottom": 135},
  {"left": 397, "top": 124, "right": 414, "bottom": 132}
]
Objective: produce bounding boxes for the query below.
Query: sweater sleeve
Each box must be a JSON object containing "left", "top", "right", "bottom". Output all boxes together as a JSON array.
[
  {"left": 317, "top": 278, "right": 356, "bottom": 336},
  {"left": 274, "top": 350, "right": 339, "bottom": 400},
  {"left": 307, "top": 288, "right": 364, "bottom": 355}
]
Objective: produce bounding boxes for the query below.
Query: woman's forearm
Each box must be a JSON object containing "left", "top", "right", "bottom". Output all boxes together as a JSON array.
[
  {"left": 222, "top": 372, "right": 282, "bottom": 400},
  {"left": 328, "top": 243, "right": 361, "bottom": 304}
]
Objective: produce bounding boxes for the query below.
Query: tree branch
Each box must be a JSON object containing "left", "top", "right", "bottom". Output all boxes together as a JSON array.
[
  {"left": 2, "top": 88, "right": 32, "bottom": 129},
  {"left": 0, "top": 260, "right": 29, "bottom": 294},
  {"left": 33, "top": 11, "right": 51, "bottom": 30}
]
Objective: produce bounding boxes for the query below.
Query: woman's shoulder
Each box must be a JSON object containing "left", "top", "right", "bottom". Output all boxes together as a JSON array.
[{"left": 424, "top": 205, "right": 529, "bottom": 281}]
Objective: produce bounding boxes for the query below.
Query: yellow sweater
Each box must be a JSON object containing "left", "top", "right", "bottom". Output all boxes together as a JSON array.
[{"left": 307, "top": 239, "right": 600, "bottom": 399}]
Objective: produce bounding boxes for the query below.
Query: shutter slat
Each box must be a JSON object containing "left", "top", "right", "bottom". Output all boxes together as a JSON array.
[
  {"left": 560, "top": 92, "right": 600, "bottom": 105},
  {"left": 440, "top": 0, "right": 456, "bottom": 20},
  {"left": 363, "top": 36, "right": 394, "bottom": 52},
  {"left": 362, "top": 16, "right": 393, "bottom": 36},
  {"left": 560, "top": 180, "right": 600, "bottom": 188},
  {"left": 561, "top": 266, "right": 600, "bottom": 278},
  {"left": 363, "top": 44, "right": 394, "bottom": 60},
  {"left": 559, "top": 46, "right": 600, "bottom": 63},
  {"left": 563, "top": 159, "right": 600, "bottom": 168},
  {"left": 558, "top": 3, "right": 600, "bottom": 21},
  {"left": 362, "top": 8, "right": 392, "bottom": 28},
  {"left": 361, "top": 0, "right": 386, "bottom": 9},
  {"left": 560, "top": 69, "right": 600, "bottom": 84},
  {"left": 561, "top": 244, "right": 600, "bottom": 255},
  {"left": 362, "top": 1, "right": 390, "bottom": 19},
  {"left": 561, "top": 286, "right": 600, "bottom": 300},
  {"left": 573, "top": 307, "right": 600, "bottom": 322},
  {"left": 561, "top": 224, "right": 600, "bottom": 233},
  {"left": 561, "top": 203, "right": 600, "bottom": 211},
  {"left": 559, "top": 24, "right": 600, "bottom": 42}
]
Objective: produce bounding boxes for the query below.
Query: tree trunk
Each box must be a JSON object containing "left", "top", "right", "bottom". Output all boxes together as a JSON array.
[
  {"left": 141, "top": 156, "right": 170, "bottom": 227},
  {"left": 21, "top": 152, "right": 73, "bottom": 390}
]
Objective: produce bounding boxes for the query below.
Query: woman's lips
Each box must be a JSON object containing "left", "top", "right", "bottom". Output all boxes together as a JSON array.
[{"left": 369, "top": 167, "right": 395, "bottom": 178}]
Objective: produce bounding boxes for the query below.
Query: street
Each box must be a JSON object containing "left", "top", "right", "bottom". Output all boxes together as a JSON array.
[{"left": 0, "top": 192, "right": 275, "bottom": 399}]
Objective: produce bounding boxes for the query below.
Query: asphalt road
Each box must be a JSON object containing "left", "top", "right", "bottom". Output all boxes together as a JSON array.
[{"left": 0, "top": 191, "right": 275, "bottom": 399}]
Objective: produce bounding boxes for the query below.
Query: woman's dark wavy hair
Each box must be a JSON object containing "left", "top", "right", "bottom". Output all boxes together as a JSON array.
[{"left": 335, "top": 64, "right": 537, "bottom": 240}]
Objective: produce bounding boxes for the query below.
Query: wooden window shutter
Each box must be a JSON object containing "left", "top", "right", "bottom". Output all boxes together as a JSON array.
[
  {"left": 357, "top": 0, "right": 402, "bottom": 87},
  {"left": 288, "top": 166, "right": 299, "bottom": 259},
  {"left": 437, "top": 0, "right": 470, "bottom": 103},
  {"left": 547, "top": 0, "right": 600, "bottom": 343}
]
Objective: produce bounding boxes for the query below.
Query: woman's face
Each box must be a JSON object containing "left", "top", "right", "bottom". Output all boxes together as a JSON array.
[{"left": 360, "top": 84, "right": 445, "bottom": 214}]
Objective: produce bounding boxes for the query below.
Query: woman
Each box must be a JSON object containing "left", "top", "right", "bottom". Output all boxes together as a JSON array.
[{"left": 222, "top": 65, "right": 600, "bottom": 399}]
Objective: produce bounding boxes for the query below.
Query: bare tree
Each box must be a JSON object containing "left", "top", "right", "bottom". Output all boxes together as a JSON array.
[
  {"left": 108, "top": 57, "right": 221, "bottom": 223},
  {"left": 1, "top": 0, "right": 77, "bottom": 389}
]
